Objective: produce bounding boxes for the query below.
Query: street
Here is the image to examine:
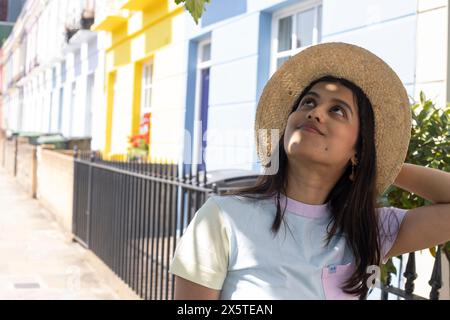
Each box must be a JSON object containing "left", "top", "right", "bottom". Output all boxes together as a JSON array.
[{"left": 0, "top": 168, "right": 120, "bottom": 299}]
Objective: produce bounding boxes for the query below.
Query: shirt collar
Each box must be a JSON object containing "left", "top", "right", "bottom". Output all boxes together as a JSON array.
[{"left": 273, "top": 193, "right": 330, "bottom": 219}]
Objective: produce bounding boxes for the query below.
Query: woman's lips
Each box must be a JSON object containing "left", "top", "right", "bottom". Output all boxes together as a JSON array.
[{"left": 298, "top": 126, "right": 322, "bottom": 135}]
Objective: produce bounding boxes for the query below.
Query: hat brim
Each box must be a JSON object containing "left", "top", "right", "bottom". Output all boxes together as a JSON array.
[{"left": 254, "top": 42, "right": 411, "bottom": 197}]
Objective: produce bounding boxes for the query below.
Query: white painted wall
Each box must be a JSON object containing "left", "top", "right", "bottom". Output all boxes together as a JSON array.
[
  {"left": 90, "top": 32, "right": 107, "bottom": 151},
  {"left": 110, "top": 66, "right": 133, "bottom": 154},
  {"left": 154, "top": 13, "right": 191, "bottom": 162},
  {"left": 415, "top": 0, "right": 448, "bottom": 106}
]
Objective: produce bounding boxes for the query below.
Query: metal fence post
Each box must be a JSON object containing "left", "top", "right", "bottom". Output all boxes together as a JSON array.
[
  {"left": 404, "top": 252, "right": 417, "bottom": 296},
  {"left": 14, "top": 137, "right": 18, "bottom": 176},
  {"left": 86, "top": 151, "right": 95, "bottom": 248},
  {"left": 429, "top": 245, "right": 443, "bottom": 300},
  {"left": 72, "top": 146, "right": 79, "bottom": 239},
  {"left": 31, "top": 145, "right": 37, "bottom": 198}
]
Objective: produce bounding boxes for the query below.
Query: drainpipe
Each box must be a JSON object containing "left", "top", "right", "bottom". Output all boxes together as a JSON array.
[{"left": 447, "top": 3, "right": 450, "bottom": 105}]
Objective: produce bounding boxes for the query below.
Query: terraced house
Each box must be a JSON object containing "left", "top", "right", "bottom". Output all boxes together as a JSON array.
[
  {"left": 0, "top": 0, "right": 25, "bottom": 130},
  {"left": 1, "top": 0, "right": 104, "bottom": 148},
  {"left": 93, "top": 0, "right": 188, "bottom": 162},
  {"left": 0, "top": 0, "right": 449, "bottom": 300},
  {"left": 183, "top": 0, "right": 449, "bottom": 175},
  {"left": 3, "top": 0, "right": 448, "bottom": 171}
]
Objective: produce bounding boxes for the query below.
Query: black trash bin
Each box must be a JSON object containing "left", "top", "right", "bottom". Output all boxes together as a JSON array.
[
  {"left": 36, "top": 134, "right": 68, "bottom": 149},
  {"left": 202, "top": 169, "right": 260, "bottom": 194},
  {"left": 178, "top": 168, "right": 261, "bottom": 234}
]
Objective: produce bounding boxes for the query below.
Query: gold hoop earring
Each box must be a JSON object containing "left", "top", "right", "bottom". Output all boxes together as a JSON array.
[
  {"left": 349, "top": 157, "right": 358, "bottom": 182},
  {"left": 349, "top": 164, "right": 356, "bottom": 181}
]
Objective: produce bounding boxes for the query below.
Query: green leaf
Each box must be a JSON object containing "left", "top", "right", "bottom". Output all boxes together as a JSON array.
[
  {"left": 444, "top": 242, "right": 450, "bottom": 261},
  {"left": 380, "top": 258, "right": 397, "bottom": 285},
  {"left": 385, "top": 92, "right": 450, "bottom": 215},
  {"left": 176, "top": 0, "right": 211, "bottom": 24},
  {"left": 419, "top": 91, "right": 426, "bottom": 105}
]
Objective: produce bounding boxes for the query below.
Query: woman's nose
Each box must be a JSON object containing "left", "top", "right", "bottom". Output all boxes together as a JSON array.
[{"left": 306, "top": 104, "right": 326, "bottom": 122}]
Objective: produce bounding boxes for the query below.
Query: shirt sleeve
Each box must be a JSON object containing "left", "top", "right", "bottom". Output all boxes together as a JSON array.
[
  {"left": 168, "top": 196, "right": 230, "bottom": 290},
  {"left": 377, "top": 206, "right": 408, "bottom": 264}
]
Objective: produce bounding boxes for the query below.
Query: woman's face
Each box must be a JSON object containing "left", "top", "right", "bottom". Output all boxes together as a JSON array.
[{"left": 283, "top": 81, "right": 360, "bottom": 169}]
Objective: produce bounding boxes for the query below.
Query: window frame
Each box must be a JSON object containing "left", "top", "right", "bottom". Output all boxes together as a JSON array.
[
  {"left": 193, "top": 39, "right": 212, "bottom": 170},
  {"left": 270, "top": 0, "right": 323, "bottom": 76},
  {"left": 194, "top": 39, "right": 212, "bottom": 123},
  {"left": 140, "top": 59, "right": 154, "bottom": 115}
]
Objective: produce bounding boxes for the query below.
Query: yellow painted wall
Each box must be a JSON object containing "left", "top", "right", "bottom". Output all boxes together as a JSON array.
[
  {"left": 100, "top": 0, "right": 183, "bottom": 160},
  {"left": 104, "top": 71, "right": 115, "bottom": 155}
]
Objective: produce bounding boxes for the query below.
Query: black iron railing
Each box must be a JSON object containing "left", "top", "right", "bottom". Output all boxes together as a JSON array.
[
  {"left": 72, "top": 150, "right": 447, "bottom": 300},
  {"left": 379, "top": 246, "right": 446, "bottom": 300},
  {"left": 72, "top": 150, "right": 214, "bottom": 300}
]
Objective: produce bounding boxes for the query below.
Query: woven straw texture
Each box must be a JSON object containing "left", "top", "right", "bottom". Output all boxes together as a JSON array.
[{"left": 254, "top": 42, "right": 412, "bottom": 197}]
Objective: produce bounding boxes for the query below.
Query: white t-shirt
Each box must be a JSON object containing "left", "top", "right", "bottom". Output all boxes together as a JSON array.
[{"left": 169, "top": 193, "right": 407, "bottom": 299}]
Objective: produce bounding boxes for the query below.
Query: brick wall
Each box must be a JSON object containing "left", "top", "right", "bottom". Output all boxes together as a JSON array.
[
  {"left": 36, "top": 147, "right": 74, "bottom": 234},
  {"left": 16, "top": 138, "right": 37, "bottom": 197}
]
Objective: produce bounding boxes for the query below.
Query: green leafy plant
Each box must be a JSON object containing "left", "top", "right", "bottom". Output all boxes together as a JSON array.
[
  {"left": 175, "top": 0, "right": 211, "bottom": 24},
  {"left": 379, "top": 91, "right": 450, "bottom": 284}
]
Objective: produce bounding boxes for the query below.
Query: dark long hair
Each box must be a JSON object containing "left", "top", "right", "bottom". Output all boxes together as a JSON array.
[{"left": 224, "top": 75, "right": 380, "bottom": 299}]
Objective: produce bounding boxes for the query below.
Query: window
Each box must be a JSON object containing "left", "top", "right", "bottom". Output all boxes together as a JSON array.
[
  {"left": 58, "top": 86, "right": 64, "bottom": 132},
  {"left": 69, "top": 82, "right": 76, "bottom": 136},
  {"left": 200, "top": 42, "right": 211, "bottom": 63},
  {"left": 139, "top": 60, "right": 153, "bottom": 137},
  {"left": 141, "top": 60, "right": 153, "bottom": 115},
  {"left": 85, "top": 73, "right": 94, "bottom": 137},
  {"left": 61, "top": 61, "right": 66, "bottom": 83},
  {"left": 52, "top": 67, "right": 56, "bottom": 89},
  {"left": 74, "top": 49, "right": 81, "bottom": 77},
  {"left": 194, "top": 40, "right": 211, "bottom": 171},
  {"left": 272, "top": 1, "right": 322, "bottom": 73}
]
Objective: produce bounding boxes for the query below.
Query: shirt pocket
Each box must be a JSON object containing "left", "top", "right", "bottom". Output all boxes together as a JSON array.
[{"left": 321, "top": 262, "right": 359, "bottom": 300}]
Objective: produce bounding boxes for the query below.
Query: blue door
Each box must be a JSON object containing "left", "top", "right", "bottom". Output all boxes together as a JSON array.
[{"left": 198, "top": 67, "right": 210, "bottom": 172}]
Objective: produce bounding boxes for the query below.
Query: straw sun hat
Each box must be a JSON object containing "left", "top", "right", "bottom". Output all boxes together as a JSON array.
[{"left": 254, "top": 42, "right": 412, "bottom": 197}]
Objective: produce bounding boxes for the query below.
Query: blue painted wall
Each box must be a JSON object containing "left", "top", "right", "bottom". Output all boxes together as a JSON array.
[
  {"left": 183, "top": 39, "right": 199, "bottom": 175},
  {"left": 201, "top": 0, "right": 247, "bottom": 27},
  {"left": 183, "top": 0, "right": 419, "bottom": 173}
]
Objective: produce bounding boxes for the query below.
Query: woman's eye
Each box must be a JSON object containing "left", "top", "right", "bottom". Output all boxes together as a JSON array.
[
  {"left": 331, "top": 106, "right": 345, "bottom": 117},
  {"left": 299, "top": 99, "right": 346, "bottom": 117},
  {"left": 299, "top": 99, "right": 314, "bottom": 108}
]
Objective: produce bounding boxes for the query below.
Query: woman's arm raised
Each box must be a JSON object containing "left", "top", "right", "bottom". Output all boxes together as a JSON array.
[{"left": 385, "top": 163, "right": 450, "bottom": 259}]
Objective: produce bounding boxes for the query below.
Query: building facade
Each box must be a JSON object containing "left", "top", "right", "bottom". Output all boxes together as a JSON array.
[
  {"left": 0, "top": 0, "right": 25, "bottom": 42},
  {"left": 59, "top": 0, "right": 104, "bottom": 147},
  {"left": 0, "top": 0, "right": 25, "bottom": 130},
  {"left": 2, "top": 0, "right": 449, "bottom": 165},
  {"left": 92, "top": 0, "right": 188, "bottom": 161},
  {"left": 1, "top": 0, "right": 104, "bottom": 149},
  {"left": 183, "top": 0, "right": 449, "bottom": 299},
  {"left": 183, "top": 0, "right": 449, "bottom": 175},
  {"left": 0, "top": 0, "right": 449, "bottom": 300}
]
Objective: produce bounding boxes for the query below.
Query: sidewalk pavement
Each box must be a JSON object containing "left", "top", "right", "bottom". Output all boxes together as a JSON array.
[{"left": 0, "top": 168, "right": 121, "bottom": 299}]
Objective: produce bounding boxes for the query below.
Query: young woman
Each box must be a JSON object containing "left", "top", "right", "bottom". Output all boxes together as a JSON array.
[{"left": 169, "top": 42, "right": 450, "bottom": 300}]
